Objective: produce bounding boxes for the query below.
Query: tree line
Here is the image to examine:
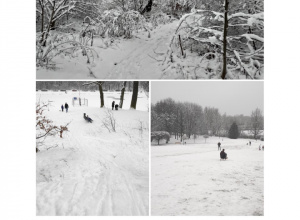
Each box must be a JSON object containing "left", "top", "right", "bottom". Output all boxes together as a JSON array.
[{"left": 152, "top": 98, "right": 264, "bottom": 140}]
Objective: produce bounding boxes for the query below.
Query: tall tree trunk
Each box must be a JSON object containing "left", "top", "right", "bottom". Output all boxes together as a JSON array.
[
  {"left": 221, "top": 0, "right": 229, "bottom": 79},
  {"left": 119, "top": 81, "right": 127, "bottom": 108},
  {"left": 130, "top": 81, "right": 139, "bottom": 109},
  {"left": 98, "top": 82, "right": 104, "bottom": 108}
]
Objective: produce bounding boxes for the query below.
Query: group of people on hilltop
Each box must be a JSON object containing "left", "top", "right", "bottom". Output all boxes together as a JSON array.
[
  {"left": 112, "top": 101, "right": 119, "bottom": 110},
  {"left": 61, "top": 103, "right": 69, "bottom": 113}
]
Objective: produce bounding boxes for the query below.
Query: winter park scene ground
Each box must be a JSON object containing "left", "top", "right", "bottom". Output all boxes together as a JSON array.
[
  {"left": 36, "top": 81, "right": 149, "bottom": 216},
  {"left": 36, "top": 0, "right": 264, "bottom": 80},
  {"left": 151, "top": 81, "right": 264, "bottom": 215}
]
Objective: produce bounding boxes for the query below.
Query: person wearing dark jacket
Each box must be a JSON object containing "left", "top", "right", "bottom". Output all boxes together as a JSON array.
[
  {"left": 61, "top": 105, "right": 64, "bottom": 112},
  {"left": 217, "top": 142, "right": 221, "bottom": 151},
  {"left": 115, "top": 104, "right": 119, "bottom": 110},
  {"left": 220, "top": 149, "right": 227, "bottom": 160},
  {"left": 65, "top": 103, "right": 69, "bottom": 113},
  {"left": 112, "top": 101, "right": 115, "bottom": 110}
]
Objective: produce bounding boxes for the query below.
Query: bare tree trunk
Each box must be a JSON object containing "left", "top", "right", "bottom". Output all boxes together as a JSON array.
[
  {"left": 221, "top": 0, "right": 229, "bottom": 79},
  {"left": 98, "top": 82, "right": 104, "bottom": 108},
  {"left": 119, "top": 81, "right": 127, "bottom": 108},
  {"left": 130, "top": 81, "right": 139, "bottom": 109}
]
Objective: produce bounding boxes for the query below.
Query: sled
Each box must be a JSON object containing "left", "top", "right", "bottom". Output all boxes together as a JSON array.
[{"left": 220, "top": 157, "right": 228, "bottom": 161}]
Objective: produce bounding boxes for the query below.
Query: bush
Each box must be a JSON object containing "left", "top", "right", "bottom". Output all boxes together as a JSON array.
[
  {"left": 228, "top": 122, "right": 239, "bottom": 139},
  {"left": 98, "top": 10, "right": 149, "bottom": 38},
  {"left": 151, "top": 131, "right": 170, "bottom": 145}
]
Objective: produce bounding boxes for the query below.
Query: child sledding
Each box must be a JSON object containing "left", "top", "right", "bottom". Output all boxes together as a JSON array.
[
  {"left": 83, "top": 113, "right": 93, "bottom": 123},
  {"left": 220, "top": 149, "right": 228, "bottom": 160}
]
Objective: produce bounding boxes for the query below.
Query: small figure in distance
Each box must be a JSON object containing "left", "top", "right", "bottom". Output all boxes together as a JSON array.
[
  {"left": 115, "top": 104, "right": 119, "bottom": 110},
  {"left": 259, "top": 145, "right": 261, "bottom": 150},
  {"left": 262, "top": 145, "right": 264, "bottom": 151},
  {"left": 112, "top": 101, "right": 115, "bottom": 110},
  {"left": 220, "top": 149, "right": 228, "bottom": 160},
  {"left": 217, "top": 142, "right": 221, "bottom": 151},
  {"left": 65, "top": 102, "right": 69, "bottom": 113},
  {"left": 61, "top": 104, "right": 64, "bottom": 112},
  {"left": 249, "top": 141, "right": 251, "bottom": 146}
]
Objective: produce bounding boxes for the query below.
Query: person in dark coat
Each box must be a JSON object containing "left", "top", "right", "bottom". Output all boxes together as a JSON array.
[
  {"left": 61, "top": 104, "right": 64, "bottom": 112},
  {"left": 115, "top": 104, "right": 119, "bottom": 110},
  {"left": 112, "top": 101, "right": 115, "bottom": 110},
  {"left": 220, "top": 149, "right": 227, "bottom": 160},
  {"left": 217, "top": 142, "right": 221, "bottom": 151},
  {"left": 65, "top": 102, "right": 69, "bottom": 113}
]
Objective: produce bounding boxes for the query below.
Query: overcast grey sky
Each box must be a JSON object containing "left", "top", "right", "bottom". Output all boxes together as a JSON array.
[{"left": 151, "top": 81, "right": 263, "bottom": 116}]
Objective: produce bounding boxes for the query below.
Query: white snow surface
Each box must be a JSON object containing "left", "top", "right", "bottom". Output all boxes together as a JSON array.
[
  {"left": 36, "top": 22, "right": 177, "bottom": 79},
  {"left": 151, "top": 136, "right": 264, "bottom": 216},
  {"left": 36, "top": 91, "right": 149, "bottom": 216}
]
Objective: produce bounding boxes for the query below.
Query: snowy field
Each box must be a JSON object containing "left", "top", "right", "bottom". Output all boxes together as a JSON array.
[
  {"left": 36, "top": 91, "right": 149, "bottom": 216},
  {"left": 151, "top": 136, "right": 264, "bottom": 216},
  {"left": 36, "top": 22, "right": 177, "bottom": 80}
]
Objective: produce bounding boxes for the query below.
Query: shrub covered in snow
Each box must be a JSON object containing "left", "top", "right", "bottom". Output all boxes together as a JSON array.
[
  {"left": 97, "top": 9, "right": 150, "bottom": 38},
  {"left": 151, "top": 131, "right": 170, "bottom": 145},
  {"left": 36, "top": 32, "right": 98, "bottom": 68}
]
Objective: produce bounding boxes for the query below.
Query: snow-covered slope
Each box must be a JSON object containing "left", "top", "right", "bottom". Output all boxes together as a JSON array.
[
  {"left": 36, "top": 92, "right": 149, "bottom": 216},
  {"left": 151, "top": 136, "right": 264, "bottom": 216}
]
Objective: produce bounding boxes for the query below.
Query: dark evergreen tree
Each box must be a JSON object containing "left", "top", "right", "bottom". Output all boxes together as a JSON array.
[{"left": 228, "top": 122, "right": 239, "bottom": 139}]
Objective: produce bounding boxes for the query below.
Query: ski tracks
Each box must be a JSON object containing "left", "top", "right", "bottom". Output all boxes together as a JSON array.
[{"left": 103, "top": 23, "right": 176, "bottom": 79}]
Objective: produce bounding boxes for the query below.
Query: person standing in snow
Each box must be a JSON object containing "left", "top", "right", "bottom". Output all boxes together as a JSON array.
[
  {"left": 262, "top": 145, "right": 264, "bottom": 151},
  {"left": 61, "top": 104, "right": 64, "bottom": 112},
  {"left": 217, "top": 142, "right": 221, "bottom": 151},
  {"left": 112, "top": 101, "right": 115, "bottom": 110},
  {"left": 220, "top": 149, "right": 228, "bottom": 160},
  {"left": 65, "top": 102, "right": 69, "bottom": 113},
  {"left": 115, "top": 104, "right": 119, "bottom": 110},
  {"left": 259, "top": 145, "right": 261, "bottom": 150},
  {"left": 249, "top": 141, "right": 251, "bottom": 146}
]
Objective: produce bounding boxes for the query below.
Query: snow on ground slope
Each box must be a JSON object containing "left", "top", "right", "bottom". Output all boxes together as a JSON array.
[
  {"left": 151, "top": 136, "right": 264, "bottom": 216},
  {"left": 36, "top": 22, "right": 177, "bottom": 79},
  {"left": 36, "top": 92, "right": 149, "bottom": 216}
]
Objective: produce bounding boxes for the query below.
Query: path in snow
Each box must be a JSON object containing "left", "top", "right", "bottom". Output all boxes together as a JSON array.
[
  {"left": 36, "top": 22, "right": 177, "bottom": 79},
  {"left": 151, "top": 137, "right": 264, "bottom": 216},
  {"left": 36, "top": 94, "right": 149, "bottom": 216}
]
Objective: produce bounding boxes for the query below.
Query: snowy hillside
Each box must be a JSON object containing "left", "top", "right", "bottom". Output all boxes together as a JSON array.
[
  {"left": 36, "top": 91, "right": 149, "bottom": 216},
  {"left": 151, "top": 136, "right": 264, "bottom": 216}
]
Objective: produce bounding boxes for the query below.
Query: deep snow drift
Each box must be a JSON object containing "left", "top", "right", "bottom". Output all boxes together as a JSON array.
[
  {"left": 36, "top": 91, "right": 149, "bottom": 216},
  {"left": 151, "top": 136, "right": 264, "bottom": 216}
]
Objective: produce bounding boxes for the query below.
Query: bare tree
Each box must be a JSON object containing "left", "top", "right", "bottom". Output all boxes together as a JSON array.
[
  {"left": 249, "top": 108, "right": 263, "bottom": 140},
  {"left": 130, "top": 81, "right": 139, "bottom": 109},
  {"left": 119, "top": 81, "right": 127, "bottom": 108},
  {"left": 83, "top": 81, "right": 105, "bottom": 107}
]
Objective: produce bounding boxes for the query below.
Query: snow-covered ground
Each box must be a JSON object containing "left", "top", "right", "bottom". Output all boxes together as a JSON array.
[
  {"left": 151, "top": 136, "right": 264, "bottom": 216},
  {"left": 36, "top": 22, "right": 177, "bottom": 79},
  {"left": 36, "top": 91, "right": 149, "bottom": 216}
]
